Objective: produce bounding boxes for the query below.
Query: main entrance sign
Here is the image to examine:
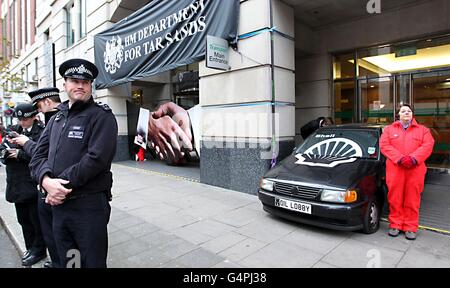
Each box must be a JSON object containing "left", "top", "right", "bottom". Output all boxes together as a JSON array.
[
  {"left": 206, "top": 35, "right": 230, "bottom": 71},
  {"left": 94, "top": 0, "right": 239, "bottom": 89}
]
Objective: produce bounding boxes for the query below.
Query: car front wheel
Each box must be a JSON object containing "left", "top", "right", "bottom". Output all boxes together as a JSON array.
[{"left": 362, "top": 198, "right": 380, "bottom": 234}]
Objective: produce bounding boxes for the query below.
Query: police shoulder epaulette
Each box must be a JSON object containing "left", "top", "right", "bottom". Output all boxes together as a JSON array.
[
  {"left": 95, "top": 102, "right": 112, "bottom": 112},
  {"left": 54, "top": 111, "right": 64, "bottom": 122}
]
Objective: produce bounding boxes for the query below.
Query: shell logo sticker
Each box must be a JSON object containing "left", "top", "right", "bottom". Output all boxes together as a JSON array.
[{"left": 295, "top": 138, "right": 363, "bottom": 168}]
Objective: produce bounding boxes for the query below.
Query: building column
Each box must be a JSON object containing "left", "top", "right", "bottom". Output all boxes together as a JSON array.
[
  {"left": 96, "top": 83, "right": 132, "bottom": 162},
  {"left": 199, "top": 0, "right": 295, "bottom": 194}
]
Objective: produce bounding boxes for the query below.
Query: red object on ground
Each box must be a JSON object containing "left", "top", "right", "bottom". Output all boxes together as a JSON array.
[{"left": 137, "top": 147, "right": 145, "bottom": 161}]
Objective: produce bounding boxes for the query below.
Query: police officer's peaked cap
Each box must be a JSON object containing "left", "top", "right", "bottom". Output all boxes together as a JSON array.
[
  {"left": 29, "top": 87, "right": 60, "bottom": 106},
  {"left": 59, "top": 58, "right": 99, "bottom": 81},
  {"left": 14, "top": 103, "right": 38, "bottom": 119}
]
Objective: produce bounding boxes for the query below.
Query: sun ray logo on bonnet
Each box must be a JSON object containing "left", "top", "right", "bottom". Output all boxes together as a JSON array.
[{"left": 295, "top": 138, "right": 363, "bottom": 168}]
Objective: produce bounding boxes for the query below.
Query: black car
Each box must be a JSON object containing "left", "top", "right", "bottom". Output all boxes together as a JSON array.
[{"left": 258, "top": 124, "right": 386, "bottom": 234}]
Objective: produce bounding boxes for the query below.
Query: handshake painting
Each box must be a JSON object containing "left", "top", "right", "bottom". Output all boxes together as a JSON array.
[{"left": 134, "top": 102, "right": 200, "bottom": 165}]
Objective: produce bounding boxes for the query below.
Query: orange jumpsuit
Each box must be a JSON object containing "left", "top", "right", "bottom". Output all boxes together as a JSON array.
[{"left": 380, "top": 119, "right": 435, "bottom": 232}]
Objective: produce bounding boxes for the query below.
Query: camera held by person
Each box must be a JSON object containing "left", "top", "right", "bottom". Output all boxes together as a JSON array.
[
  {"left": 0, "top": 129, "right": 21, "bottom": 164},
  {"left": 8, "top": 131, "right": 20, "bottom": 139}
]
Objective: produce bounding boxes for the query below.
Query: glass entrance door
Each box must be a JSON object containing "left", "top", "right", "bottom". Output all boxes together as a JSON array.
[
  {"left": 412, "top": 70, "right": 450, "bottom": 168},
  {"left": 359, "top": 76, "right": 395, "bottom": 124},
  {"left": 358, "top": 71, "right": 450, "bottom": 168},
  {"left": 334, "top": 80, "right": 356, "bottom": 124},
  {"left": 395, "top": 74, "right": 411, "bottom": 109}
]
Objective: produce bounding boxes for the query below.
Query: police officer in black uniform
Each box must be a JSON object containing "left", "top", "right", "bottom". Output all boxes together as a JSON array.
[
  {"left": 29, "top": 59, "right": 118, "bottom": 268},
  {"left": 0, "top": 103, "right": 47, "bottom": 266},
  {"left": 10, "top": 88, "right": 62, "bottom": 268},
  {"left": 30, "top": 87, "right": 62, "bottom": 124}
]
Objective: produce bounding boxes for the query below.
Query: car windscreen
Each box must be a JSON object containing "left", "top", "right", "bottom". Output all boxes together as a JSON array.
[{"left": 295, "top": 129, "right": 380, "bottom": 160}]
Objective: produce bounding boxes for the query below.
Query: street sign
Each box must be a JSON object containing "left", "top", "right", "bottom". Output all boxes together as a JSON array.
[{"left": 206, "top": 35, "right": 230, "bottom": 71}]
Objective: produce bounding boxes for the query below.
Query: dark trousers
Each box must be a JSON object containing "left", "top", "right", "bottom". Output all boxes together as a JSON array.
[
  {"left": 14, "top": 201, "right": 46, "bottom": 255},
  {"left": 52, "top": 192, "right": 111, "bottom": 268},
  {"left": 38, "top": 197, "right": 60, "bottom": 267}
]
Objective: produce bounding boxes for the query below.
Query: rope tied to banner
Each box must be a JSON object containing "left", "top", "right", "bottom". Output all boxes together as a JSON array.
[
  {"left": 233, "top": 26, "right": 294, "bottom": 168},
  {"left": 237, "top": 26, "right": 294, "bottom": 41}
]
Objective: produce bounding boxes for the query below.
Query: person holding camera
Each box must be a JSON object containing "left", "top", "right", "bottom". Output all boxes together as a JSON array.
[
  {"left": 9, "top": 87, "right": 62, "bottom": 268},
  {"left": 0, "top": 103, "right": 47, "bottom": 266}
]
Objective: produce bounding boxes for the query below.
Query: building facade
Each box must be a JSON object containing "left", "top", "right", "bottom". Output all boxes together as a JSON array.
[
  {"left": 1, "top": 0, "right": 449, "bottom": 195},
  {"left": 0, "top": 0, "right": 38, "bottom": 127}
]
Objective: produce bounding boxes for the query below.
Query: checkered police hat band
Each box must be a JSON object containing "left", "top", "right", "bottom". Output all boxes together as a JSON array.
[
  {"left": 23, "top": 111, "right": 37, "bottom": 118},
  {"left": 64, "top": 64, "right": 93, "bottom": 77},
  {"left": 66, "top": 74, "right": 91, "bottom": 80},
  {"left": 18, "top": 110, "right": 37, "bottom": 118},
  {"left": 31, "top": 92, "right": 60, "bottom": 103}
]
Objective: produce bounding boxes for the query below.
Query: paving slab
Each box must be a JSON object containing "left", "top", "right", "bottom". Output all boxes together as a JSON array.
[
  {"left": 2, "top": 164, "right": 450, "bottom": 268},
  {"left": 321, "top": 238, "right": 405, "bottom": 268},
  {"left": 396, "top": 247, "right": 450, "bottom": 268},
  {"left": 239, "top": 240, "right": 324, "bottom": 268},
  {"left": 219, "top": 238, "right": 268, "bottom": 263},
  {"left": 282, "top": 226, "right": 350, "bottom": 255},
  {"left": 200, "top": 231, "right": 248, "bottom": 254},
  {"left": 233, "top": 215, "right": 297, "bottom": 244}
]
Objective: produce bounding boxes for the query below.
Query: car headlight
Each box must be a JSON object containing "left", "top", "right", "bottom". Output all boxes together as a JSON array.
[
  {"left": 260, "top": 178, "right": 274, "bottom": 192},
  {"left": 321, "top": 189, "right": 357, "bottom": 203}
]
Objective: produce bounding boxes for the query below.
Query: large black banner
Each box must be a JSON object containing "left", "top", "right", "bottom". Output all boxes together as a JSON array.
[{"left": 94, "top": 0, "right": 239, "bottom": 89}]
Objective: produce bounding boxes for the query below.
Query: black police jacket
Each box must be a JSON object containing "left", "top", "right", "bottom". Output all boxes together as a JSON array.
[
  {"left": 29, "top": 97, "right": 118, "bottom": 199},
  {"left": 0, "top": 121, "right": 44, "bottom": 203},
  {"left": 22, "top": 110, "right": 59, "bottom": 157}
]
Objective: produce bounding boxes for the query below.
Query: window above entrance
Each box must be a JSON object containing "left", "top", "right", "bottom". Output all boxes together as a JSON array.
[
  {"left": 333, "top": 35, "right": 450, "bottom": 79},
  {"left": 362, "top": 43, "right": 450, "bottom": 74},
  {"left": 333, "top": 35, "right": 450, "bottom": 169}
]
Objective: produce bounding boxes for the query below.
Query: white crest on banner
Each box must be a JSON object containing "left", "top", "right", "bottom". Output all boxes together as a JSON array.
[
  {"left": 104, "top": 35, "right": 124, "bottom": 74},
  {"left": 295, "top": 138, "right": 363, "bottom": 168}
]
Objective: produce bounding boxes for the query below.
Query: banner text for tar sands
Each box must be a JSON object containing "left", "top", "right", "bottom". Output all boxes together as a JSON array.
[{"left": 123, "top": 0, "right": 206, "bottom": 61}]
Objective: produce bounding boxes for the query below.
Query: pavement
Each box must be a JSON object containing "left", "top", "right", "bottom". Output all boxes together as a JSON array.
[
  {"left": 1, "top": 162, "right": 450, "bottom": 268},
  {"left": 0, "top": 224, "right": 21, "bottom": 268}
]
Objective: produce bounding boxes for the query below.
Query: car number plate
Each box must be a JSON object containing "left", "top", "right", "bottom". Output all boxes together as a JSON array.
[{"left": 275, "top": 197, "right": 312, "bottom": 214}]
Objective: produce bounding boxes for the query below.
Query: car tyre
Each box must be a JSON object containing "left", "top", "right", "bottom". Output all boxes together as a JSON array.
[{"left": 362, "top": 198, "right": 380, "bottom": 234}]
